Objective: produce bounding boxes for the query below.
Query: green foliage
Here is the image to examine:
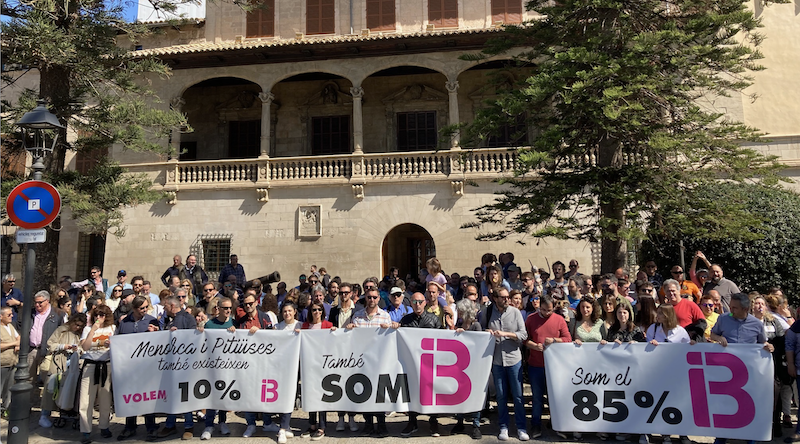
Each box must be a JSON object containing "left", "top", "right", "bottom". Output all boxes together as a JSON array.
[
  {"left": 641, "top": 182, "right": 800, "bottom": 304},
  {"left": 53, "top": 158, "right": 164, "bottom": 237},
  {"left": 460, "top": 0, "right": 786, "bottom": 270}
]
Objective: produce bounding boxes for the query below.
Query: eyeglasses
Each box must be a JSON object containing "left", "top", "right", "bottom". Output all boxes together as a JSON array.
[
  {"left": 5, "top": 280, "right": 15, "bottom": 283},
  {"left": 311, "top": 308, "right": 323, "bottom": 312},
  {"left": 671, "top": 271, "right": 683, "bottom": 274},
  {"left": 204, "top": 288, "right": 216, "bottom": 292},
  {"left": 219, "top": 306, "right": 232, "bottom": 310},
  {"left": 365, "top": 286, "right": 377, "bottom": 290},
  {"left": 521, "top": 278, "right": 532, "bottom": 282},
  {"left": 309, "top": 281, "right": 319, "bottom": 285},
  {"left": 702, "top": 303, "right": 714, "bottom": 308},
  {"left": 411, "top": 300, "right": 425, "bottom": 305},
  {"left": 569, "top": 265, "right": 578, "bottom": 268},
  {"left": 366, "top": 295, "right": 379, "bottom": 300},
  {"left": 137, "top": 305, "right": 150, "bottom": 311},
  {"left": 34, "top": 300, "right": 47, "bottom": 305},
  {"left": 244, "top": 301, "right": 256, "bottom": 306},
  {"left": 340, "top": 290, "right": 351, "bottom": 294},
  {"left": 178, "top": 295, "right": 188, "bottom": 299},
  {"left": 114, "top": 289, "right": 123, "bottom": 292},
  {"left": 392, "top": 293, "right": 403, "bottom": 297},
  {"left": 495, "top": 295, "right": 510, "bottom": 300},
  {"left": 533, "top": 297, "right": 540, "bottom": 301},
  {"left": 182, "top": 284, "right": 192, "bottom": 288}
]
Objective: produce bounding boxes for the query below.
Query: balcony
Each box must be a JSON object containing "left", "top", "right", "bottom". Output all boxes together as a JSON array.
[{"left": 121, "top": 147, "right": 521, "bottom": 203}]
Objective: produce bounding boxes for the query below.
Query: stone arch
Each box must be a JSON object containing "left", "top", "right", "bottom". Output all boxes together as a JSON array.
[
  {"left": 266, "top": 69, "right": 358, "bottom": 91},
  {"left": 176, "top": 73, "right": 264, "bottom": 98},
  {"left": 359, "top": 62, "right": 449, "bottom": 85}
]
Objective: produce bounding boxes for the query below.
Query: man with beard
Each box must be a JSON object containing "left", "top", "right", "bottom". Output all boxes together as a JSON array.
[
  {"left": 157, "top": 296, "right": 197, "bottom": 440},
  {"left": 545, "top": 261, "right": 568, "bottom": 298},
  {"left": 181, "top": 254, "right": 208, "bottom": 302},
  {"left": 703, "top": 264, "right": 739, "bottom": 314}
]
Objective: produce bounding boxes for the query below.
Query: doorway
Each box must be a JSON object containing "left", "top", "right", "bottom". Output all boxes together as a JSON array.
[{"left": 381, "top": 224, "right": 436, "bottom": 282}]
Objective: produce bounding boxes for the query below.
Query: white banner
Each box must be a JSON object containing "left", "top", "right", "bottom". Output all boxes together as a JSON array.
[
  {"left": 110, "top": 329, "right": 300, "bottom": 417},
  {"left": 300, "top": 328, "right": 494, "bottom": 414},
  {"left": 544, "top": 343, "right": 774, "bottom": 440}
]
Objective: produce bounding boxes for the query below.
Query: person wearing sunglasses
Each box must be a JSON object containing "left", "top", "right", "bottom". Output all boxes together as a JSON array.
[
  {"left": 345, "top": 287, "right": 391, "bottom": 437},
  {"left": 699, "top": 294, "right": 719, "bottom": 340},
  {"left": 197, "top": 297, "right": 235, "bottom": 438},
  {"left": 657, "top": 266, "right": 701, "bottom": 304}
]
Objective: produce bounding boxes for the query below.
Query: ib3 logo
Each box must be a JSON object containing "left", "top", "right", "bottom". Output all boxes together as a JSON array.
[
  {"left": 686, "top": 352, "right": 756, "bottom": 428},
  {"left": 320, "top": 338, "right": 473, "bottom": 405}
]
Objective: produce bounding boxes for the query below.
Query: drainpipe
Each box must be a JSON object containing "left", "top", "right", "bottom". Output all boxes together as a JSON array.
[{"left": 349, "top": 0, "right": 353, "bottom": 34}]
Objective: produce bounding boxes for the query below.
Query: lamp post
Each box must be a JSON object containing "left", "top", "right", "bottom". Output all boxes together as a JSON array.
[{"left": 7, "top": 100, "right": 63, "bottom": 444}]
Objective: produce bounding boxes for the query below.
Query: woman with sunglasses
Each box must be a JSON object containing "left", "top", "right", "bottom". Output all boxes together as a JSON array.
[
  {"left": 301, "top": 302, "right": 336, "bottom": 440},
  {"left": 55, "top": 295, "right": 73, "bottom": 324},
  {"left": 180, "top": 279, "right": 195, "bottom": 307},
  {"left": 78, "top": 305, "right": 115, "bottom": 443},
  {"left": 106, "top": 285, "right": 124, "bottom": 312},
  {"left": 77, "top": 284, "right": 94, "bottom": 315},
  {"left": 698, "top": 294, "right": 719, "bottom": 340}
]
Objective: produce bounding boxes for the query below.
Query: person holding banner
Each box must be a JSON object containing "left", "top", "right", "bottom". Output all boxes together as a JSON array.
[
  {"left": 327, "top": 283, "right": 360, "bottom": 434},
  {"left": 567, "top": 296, "right": 607, "bottom": 440},
  {"left": 709, "top": 292, "right": 771, "bottom": 444},
  {"left": 483, "top": 287, "right": 529, "bottom": 442},
  {"left": 276, "top": 302, "right": 300, "bottom": 444},
  {"left": 197, "top": 296, "right": 236, "bottom": 437},
  {"left": 646, "top": 305, "right": 691, "bottom": 345},
  {"left": 524, "top": 294, "right": 571, "bottom": 439},
  {"left": 301, "top": 301, "right": 336, "bottom": 440},
  {"left": 397, "top": 292, "right": 443, "bottom": 438},
  {"left": 345, "top": 287, "right": 392, "bottom": 437},
  {"left": 236, "top": 289, "right": 280, "bottom": 438},
  {"left": 78, "top": 304, "right": 115, "bottom": 444}
]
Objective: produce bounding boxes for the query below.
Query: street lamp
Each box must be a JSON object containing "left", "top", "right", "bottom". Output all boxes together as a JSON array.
[{"left": 7, "top": 100, "right": 63, "bottom": 444}]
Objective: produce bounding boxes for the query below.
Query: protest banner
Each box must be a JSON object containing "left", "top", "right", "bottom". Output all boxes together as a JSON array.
[
  {"left": 110, "top": 329, "right": 300, "bottom": 417},
  {"left": 544, "top": 343, "right": 773, "bottom": 441},
  {"left": 300, "top": 328, "right": 494, "bottom": 413}
]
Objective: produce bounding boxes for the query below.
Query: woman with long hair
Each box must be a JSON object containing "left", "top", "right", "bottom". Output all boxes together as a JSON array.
[
  {"left": 646, "top": 305, "right": 690, "bottom": 344},
  {"left": 635, "top": 295, "right": 658, "bottom": 336},
  {"left": 55, "top": 295, "right": 73, "bottom": 324},
  {"left": 180, "top": 279, "right": 195, "bottom": 306},
  {"left": 301, "top": 302, "right": 336, "bottom": 440},
  {"left": 106, "top": 285, "right": 124, "bottom": 312},
  {"left": 78, "top": 305, "right": 115, "bottom": 443},
  {"left": 600, "top": 294, "right": 617, "bottom": 331}
]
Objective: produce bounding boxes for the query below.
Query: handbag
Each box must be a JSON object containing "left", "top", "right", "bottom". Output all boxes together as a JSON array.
[{"left": 55, "top": 352, "right": 80, "bottom": 410}]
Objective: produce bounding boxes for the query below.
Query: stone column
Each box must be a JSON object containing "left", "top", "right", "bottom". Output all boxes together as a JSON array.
[
  {"left": 445, "top": 80, "right": 460, "bottom": 149},
  {"left": 350, "top": 86, "right": 364, "bottom": 155},
  {"left": 258, "top": 92, "right": 275, "bottom": 159},
  {"left": 169, "top": 97, "right": 185, "bottom": 158}
]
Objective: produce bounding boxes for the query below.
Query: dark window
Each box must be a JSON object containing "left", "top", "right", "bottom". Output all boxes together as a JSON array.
[
  {"left": 228, "top": 120, "right": 261, "bottom": 158},
  {"left": 366, "top": 0, "right": 395, "bottom": 31},
  {"left": 179, "top": 141, "right": 197, "bottom": 161},
  {"left": 397, "top": 111, "right": 437, "bottom": 151},
  {"left": 74, "top": 146, "right": 109, "bottom": 174},
  {"left": 202, "top": 238, "right": 231, "bottom": 275},
  {"left": 247, "top": 0, "right": 275, "bottom": 37},
  {"left": 76, "top": 233, "right": 106, "bottom": 279},
  {"left": 428, "top": 0, "right": 458, "bottom": 28},
  {"left": 485, "top": 115, "right": 528, "bottom": 147},
  {"left": 491, "top": 0, "right": 522, "bottom": 24},
  {"left": 312, "top": 116, "right": 351, "bottom": 155},
  {"left": 307, "top": 0, "right": 335, "bottom": 35}
]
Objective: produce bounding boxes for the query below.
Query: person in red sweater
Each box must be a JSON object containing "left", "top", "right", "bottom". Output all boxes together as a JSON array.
[
  {"left": 663, "top": 279, "right": 704, "bottom": 328},
  {"left": 301, "top": 302, "right": 335, "bottom": 440},
  {"left": 524, "top": 295, "right": 571, "bottom": 438}
]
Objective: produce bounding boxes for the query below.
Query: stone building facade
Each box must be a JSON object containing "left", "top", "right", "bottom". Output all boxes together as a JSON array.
[{"left": 4, "top": 0, "right": 799, "bottom": 286}]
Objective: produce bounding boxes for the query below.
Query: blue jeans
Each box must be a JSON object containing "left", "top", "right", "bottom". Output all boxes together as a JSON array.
[
  {"left": 492, "top": 361, "right": 526, "bottom": 432},
  {"left": 165, "top": 412, "right": 193, "bottom": 429},
  {"left": 245, "top": 412, "right": 275, "bottom": 427},
  {"left": 714, "top": 439, "right": 755, "bottom": 444},
  {"left": 529, "top": 366, "right": 546, "bottom": 427},
  {"left": 204, "top": 410, "right": 227, "bottom": 428}
]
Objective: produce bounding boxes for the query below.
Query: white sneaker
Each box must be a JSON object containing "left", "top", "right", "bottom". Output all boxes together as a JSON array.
[
  {"left": 499, "top": 428, "right": 509, "bottom": 441},
  {"left": 243, "top": 425, "right": 257, "bottom": 438},
  {"left": 278, "top": 430, "right": 288, "bottom": 444},
  {"left": 201, "top": 427, "right": 214, "bottom": 440},
  {"left": 518, "top": 430, "right": 530, "bottom": 441},
  {"left": 263, "top": 422, "right": 280, "bottom": 432},
  {"left": 219, "top": 422, "right": 231, "bottom": 436},
  {"left": 349, "top": 416, "right": 358, "bottom": 432},
  {"left": 336, "top": 418, "right": 345, "bottom": 432},
  {"left": 39, "top": 416, "right": 53, "bottom": 428},
  {"left": 285, "top": 430, "right": 295, "bottom": 438},
  {"left": 639, "top": 435, "right": 650, "bottom": 444}
]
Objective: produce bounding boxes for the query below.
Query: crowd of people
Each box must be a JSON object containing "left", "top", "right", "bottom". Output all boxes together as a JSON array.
[{"left": 0, "top": 250, "right": 795, "bottom": 444}]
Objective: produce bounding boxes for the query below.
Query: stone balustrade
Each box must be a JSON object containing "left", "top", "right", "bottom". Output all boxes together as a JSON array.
[{"left": 121, "top": 147, "right": 521, "bottom": 203}]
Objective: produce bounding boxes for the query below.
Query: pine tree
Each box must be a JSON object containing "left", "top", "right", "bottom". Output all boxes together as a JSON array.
[
  {"left": 462, "top": 0, "right": 787, "bottom": 273},
  {"left": 1, "top": 0, "right": 188, "bottom": 290}
]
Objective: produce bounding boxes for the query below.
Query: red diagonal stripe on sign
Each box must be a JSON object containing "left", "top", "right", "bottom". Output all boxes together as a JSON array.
[{"left": 18, "top": 191, "right": 50, "bottom": 218}]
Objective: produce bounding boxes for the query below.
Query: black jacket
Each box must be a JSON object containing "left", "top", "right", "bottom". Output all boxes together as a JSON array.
[{"left": 400, "top": 311, "right": 442, "bottom": 329}]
